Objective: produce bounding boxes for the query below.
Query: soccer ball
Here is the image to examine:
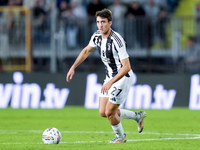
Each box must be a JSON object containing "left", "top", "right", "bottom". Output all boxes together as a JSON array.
[{"left": 42, "top": 127, "right": 62, "bottom": 144}]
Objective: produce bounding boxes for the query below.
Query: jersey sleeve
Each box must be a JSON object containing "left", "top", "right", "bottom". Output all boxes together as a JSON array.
[
  {"left": 113, "top": 34, "right": 129, "bottom": 60},
  {"left": 89, "top": 32, "right": 97, "bottom": 48}
]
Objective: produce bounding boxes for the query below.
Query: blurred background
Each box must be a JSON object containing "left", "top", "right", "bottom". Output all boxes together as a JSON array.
[
  {"left": 0, "top": 0, "right": 200, "bottom": 109},
  {"left": 1, "top": 0, "right": 200, "bottom": 74}
]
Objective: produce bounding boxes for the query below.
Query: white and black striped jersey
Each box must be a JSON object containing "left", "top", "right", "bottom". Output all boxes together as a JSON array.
[{"left": 89, "top": 29, "right": 130, "bottom": 78}]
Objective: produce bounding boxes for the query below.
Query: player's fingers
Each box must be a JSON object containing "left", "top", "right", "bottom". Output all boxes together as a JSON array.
[
  {"left": 101, "top": 87, "right": 108, "bottom": 95},
  {"left": 106, "top": 89, "right": 108, "bottom": 95},
  {"left": 66, "top": 74, "right": 69, "bottom": 82},
  {"left": 101, "top": 88, "right": 103, "bottom": 94},
  {"left": 104, "top": 88, "right": 108, "bottom": 95},
  {"left": 70, "top": 74, "right": 73, "bottom": 80},
  {"left": 101, "top": 87, "right": 105, "bottom": 94},
  {"left": 66, "top": 74, "right": 72, "bottom": 82}
]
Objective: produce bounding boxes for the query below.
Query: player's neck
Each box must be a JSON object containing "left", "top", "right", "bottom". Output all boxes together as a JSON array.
[{"left": 102, "top": 28, "right": 111, "bottom": 39}]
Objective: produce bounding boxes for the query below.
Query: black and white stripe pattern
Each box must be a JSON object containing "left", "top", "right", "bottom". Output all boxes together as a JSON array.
[
  {"left": 110, "top": 30, "right": 123, "bottom": 48},
  {"left": 89, "top": 29, "right": 129, "bottom": 78}
]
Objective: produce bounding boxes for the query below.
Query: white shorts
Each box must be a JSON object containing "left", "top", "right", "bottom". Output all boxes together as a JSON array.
[{"left": 99, "top": 70, "right": 134, "bottom": 104}]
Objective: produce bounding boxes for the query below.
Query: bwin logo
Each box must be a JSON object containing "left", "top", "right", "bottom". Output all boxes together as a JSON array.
[
  {"left": 84, "top": 73, "right": 177, "bottom": 109},
  {"left": 0, "top": 72, "right": 70, "bottom": 109}
]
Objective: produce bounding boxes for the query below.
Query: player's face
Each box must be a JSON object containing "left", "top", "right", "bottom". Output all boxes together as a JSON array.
[{"left": 96, "top": 16, "right": 112, "bottom": 36}]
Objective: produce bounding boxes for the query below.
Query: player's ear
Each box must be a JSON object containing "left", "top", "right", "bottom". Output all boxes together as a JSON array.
[{"left": 109, "top": 21, "right": 112, "bottom": 26}]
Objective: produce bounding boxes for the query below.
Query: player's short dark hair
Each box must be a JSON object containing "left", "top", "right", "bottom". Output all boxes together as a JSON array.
[{"left": 95, "top": 9, "right": 112, "bottom": 22}]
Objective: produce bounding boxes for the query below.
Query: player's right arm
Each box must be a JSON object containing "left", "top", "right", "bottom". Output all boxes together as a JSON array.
[{"left": 66, "top": 45, "right": 95, "bottom": 82}]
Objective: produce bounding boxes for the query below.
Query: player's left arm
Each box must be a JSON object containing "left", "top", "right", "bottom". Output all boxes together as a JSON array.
[{"left": 101, "top": 58, "right": 131, "bottom": 94}]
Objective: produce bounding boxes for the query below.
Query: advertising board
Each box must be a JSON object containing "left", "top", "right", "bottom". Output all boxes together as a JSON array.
[{"left": 0, "top": 72, "right": 199, "bottom": 109}]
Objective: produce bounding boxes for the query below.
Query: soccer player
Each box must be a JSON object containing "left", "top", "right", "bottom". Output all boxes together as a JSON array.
[{"left": 66, "top": 9, "right": 146, "bottom": 143}]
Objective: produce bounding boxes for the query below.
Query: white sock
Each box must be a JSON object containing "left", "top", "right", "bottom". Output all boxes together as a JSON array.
[
  {"left": 111, "top": 122, "right": 124, "bottom": 137},
  {"left": 120, "top": 109, "right": 138, "bottom": 120}
]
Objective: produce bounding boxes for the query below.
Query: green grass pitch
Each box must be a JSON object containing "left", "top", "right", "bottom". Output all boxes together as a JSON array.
[{"left": 0, "top": 107, "right": 199, "bottom": 150}]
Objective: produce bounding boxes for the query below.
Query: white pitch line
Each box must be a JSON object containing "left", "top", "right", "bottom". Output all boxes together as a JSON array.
[
  {"left": 0, "top": 130, "right": 200, "bottom": 145},
  {"left": 1, "top": 130, "right": 200, "bottom": 137},
  {"left": 60, "top": 136, "right": 200, "bottom": 144},
  {"left": 0, "top": 142, "right": 43, "bottom": 145},
  {"left": 0, "top": 137, "right": 200, "bottom": 145},
  {"left": 128, "top": 136, "right": 200, "bottom": 142}
]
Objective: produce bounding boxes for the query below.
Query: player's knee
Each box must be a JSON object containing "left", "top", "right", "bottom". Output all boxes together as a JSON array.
[
  {"left": 99, "top": 110, "right": 106, "bottom": 118},
  {"left": 105, "top": 110, "right": 113, "bottom": 119}
]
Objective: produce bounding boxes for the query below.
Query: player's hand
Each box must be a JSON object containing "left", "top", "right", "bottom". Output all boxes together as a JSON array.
[
  {"left": 101, "top": 81, "right": 112, "bottom": 95},
  {"left": 66, "top": 69, "right": 75, "bottom": 82}
]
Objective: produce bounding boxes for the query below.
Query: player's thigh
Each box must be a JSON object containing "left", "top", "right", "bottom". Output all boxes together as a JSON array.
[
  {"left": 99, "top": 97, "right": 109, "bottom": 117},
  {"left": 105, "top": 101, "right": 120, "bottom": 116}
]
